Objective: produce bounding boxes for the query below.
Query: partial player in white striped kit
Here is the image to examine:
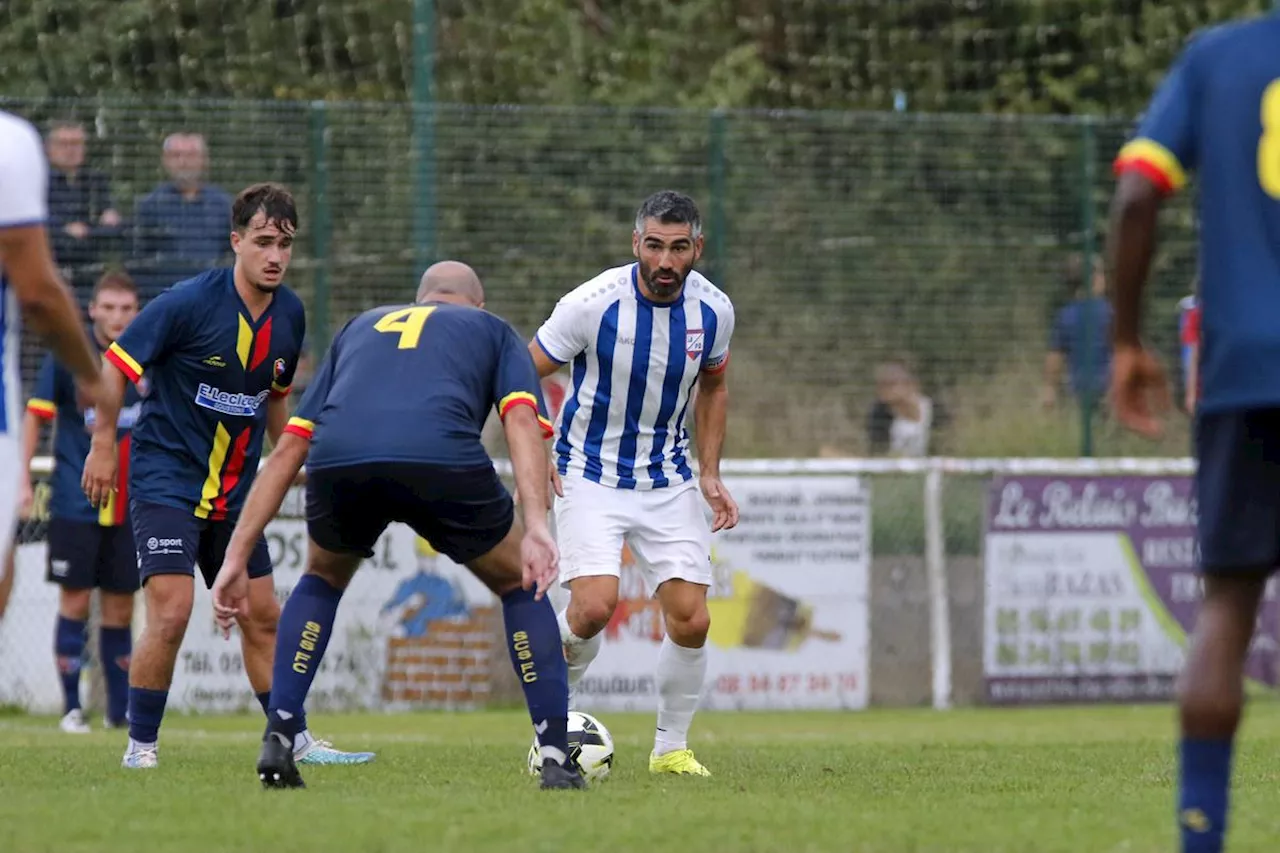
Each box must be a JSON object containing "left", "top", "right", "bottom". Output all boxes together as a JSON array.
[
  {"left": 528, "top": 190, "right": 739, "bottom": 777},
  {"left": 0, "top": 112, "right": 104, "bottom": 566}
]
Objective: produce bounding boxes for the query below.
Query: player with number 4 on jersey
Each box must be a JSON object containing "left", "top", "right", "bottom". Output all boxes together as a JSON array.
[
  {"left": 1110, "top": 12, "right": 1280, "bottom": 853},
  {"left": 211, "top": 262, "right": 583, "bottom": 791}
]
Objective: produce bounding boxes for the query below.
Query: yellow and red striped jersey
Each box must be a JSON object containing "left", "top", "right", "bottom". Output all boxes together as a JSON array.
[{"left": 105, "top": 268, "right": 305, "bottom": 520}]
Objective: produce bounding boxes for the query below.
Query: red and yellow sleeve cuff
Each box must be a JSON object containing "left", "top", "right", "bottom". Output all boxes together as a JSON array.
[
  {"left": 283, "top": 416, "right": 315, "bottom": 440},
  {"left": 26, "top": 398, "right": 55, "bottom": 420},
  {"left": 270, "top": 381, "right": 292, "bottom": 398},
  {"left": 1113, "top": 139, "right": 1187, "bottom": 195},
  {"left": 105, "top": 342, "right": 143, "bottom": 383},
  {"left": 701, "top": 351, "right": 730, "bottom": 376},
  {"left": 499, "top": 391, "right": 555, "bottom": 439}
]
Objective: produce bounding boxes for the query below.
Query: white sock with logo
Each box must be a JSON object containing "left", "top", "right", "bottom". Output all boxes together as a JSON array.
[
  {"left": 654, "top": 636, "right": 706, "bottom": 757},
  {"left": 557, "top": 608, "right": 602, "bottom": 696},
  {"left": 127, "top": 737, "right": 156, "bottom": 753},
  {"left": 293, "top": 729, "right": 313, "bottom": 756}
]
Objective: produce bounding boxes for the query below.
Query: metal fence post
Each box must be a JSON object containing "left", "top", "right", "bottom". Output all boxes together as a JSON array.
[
  {"left": 308, "top": 101, "right": 332, "bottom": 353},
  {"left": 411, "top": 0, "right": 437, "bottom": 276},
  {"left": 1079, "top": 117, "right": 1099, "bottom": 457},
  {"left": 707, "top": 109, "right": 728, "bottom": 284}
]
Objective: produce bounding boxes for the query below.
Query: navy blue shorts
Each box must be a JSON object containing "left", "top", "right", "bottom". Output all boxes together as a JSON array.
[
  {"left": 46, "top": 518, "right": 140, "bottom": 593},
  {"left": 306, "top": 463, "right": 513, "bottom": 565},
  {"left": 1196, "top": 408, "right": 1280, "bottom": 575},
  {"left": 132, "top": 502, "right": 272, "bottom": 588}
]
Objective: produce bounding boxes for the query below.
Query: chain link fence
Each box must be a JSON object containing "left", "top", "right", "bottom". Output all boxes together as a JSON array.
[{"left": 11, "top": 98, "right": 1200, "bottom": 460}]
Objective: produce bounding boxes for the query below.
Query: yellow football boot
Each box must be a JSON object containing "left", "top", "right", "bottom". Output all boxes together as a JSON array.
[{"left": 648, "top": 748, "right": 711, "bottom": 776}]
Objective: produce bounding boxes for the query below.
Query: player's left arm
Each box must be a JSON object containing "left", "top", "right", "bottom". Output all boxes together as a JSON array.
[
  {"left": 213, "top": 335, "right": 328, "bottom": 633},
  {"left": 212, "top": 431, "right": 309, "bottom": 634},
  {"left": 696, "top": 303, "right": 738, "bottom": 532},
  {"left": 265, "top": 394, "right": 289, "bottom": 448},
  {"left": 1107, "top": 39, "right": 1200, "bottom": 436},
  {"left": 264, "top": 305, "right": 305, "bottom": 448}
]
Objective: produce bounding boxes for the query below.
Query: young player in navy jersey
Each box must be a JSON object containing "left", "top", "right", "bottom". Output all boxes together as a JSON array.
[
  {"left": 211, "top": 261, "right": 582, "bottom": 790},
  {"left": 81, "top": 183, "right": 371, "bottom": 770},
  {"left": 1109, "top": 14, "right": 1280, "bottom": 853},
  {"left": 24, "top": 271, "right": 143, "bottom": 734}
]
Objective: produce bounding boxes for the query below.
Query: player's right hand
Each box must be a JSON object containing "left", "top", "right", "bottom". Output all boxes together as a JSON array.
[
  {"left": 549, "top": 465, "right": 563, "bottom": 501},
  {"left": 1110, "top": 343, "right": 1171, "bottom": 439},
  {"left": 211, "top": 561, "right": 249, "bottom": 639},
  {"left": 520, "top": 523, "right": 559, "bottom": 601},
  {"left": 81, "top": 440, "right": 118, "bottom": 509}
]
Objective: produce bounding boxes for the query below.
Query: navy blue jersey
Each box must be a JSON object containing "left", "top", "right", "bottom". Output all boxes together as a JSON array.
[
  {"left": 1115, "top": 15, "right": 1280, "bottom": 413},
  {"left": 286, "top": 302, "right": 552, "bottom": 470},
  {"left": 105, "top": 268, "right": 305, "bottom": 519},
  {"left": 28, "top": 339, "right": 143, "bottom": 525}
]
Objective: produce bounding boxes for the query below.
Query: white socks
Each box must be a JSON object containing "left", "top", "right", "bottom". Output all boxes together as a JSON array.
[
  {"left": 557, "top": 608, "right": 602, "bottom": 706},
  {"left": 654, "top": 636, "right": 706, "bottom": 757}
]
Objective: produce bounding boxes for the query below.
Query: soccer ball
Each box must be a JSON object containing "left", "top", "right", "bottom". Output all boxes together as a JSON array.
[{"left": 527, "top": 711, "right": 614, "bottom": 782}]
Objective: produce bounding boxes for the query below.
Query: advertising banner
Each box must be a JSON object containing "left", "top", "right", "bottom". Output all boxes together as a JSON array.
[
  {"left": 984, "top": 476, "right": 1280, "bottom": 705},
  {"left": 576, "top": 475, "right": 871, "bottom": 712}
]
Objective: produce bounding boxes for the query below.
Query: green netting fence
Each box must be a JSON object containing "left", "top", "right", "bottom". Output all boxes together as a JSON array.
[{"left": 8, "top": 98, "right": 1202, "bottom": 458}]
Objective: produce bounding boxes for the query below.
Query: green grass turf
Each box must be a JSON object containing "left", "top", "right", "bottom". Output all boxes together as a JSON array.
[{"left": 2, "top": 704, "right": 1279, "bottom": 852}]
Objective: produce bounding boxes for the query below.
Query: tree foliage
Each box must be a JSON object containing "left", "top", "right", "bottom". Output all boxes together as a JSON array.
[{"left": 2, "top": 0, "right": 1270, "bottom": 114}]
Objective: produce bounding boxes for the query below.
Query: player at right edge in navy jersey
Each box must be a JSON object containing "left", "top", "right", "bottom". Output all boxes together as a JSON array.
[
  {"left": 1109, "top": 14, "right": 1280, "bottom": 853},
  {"left": 211, "top": 262, "right": 583, "bottom": 790}
]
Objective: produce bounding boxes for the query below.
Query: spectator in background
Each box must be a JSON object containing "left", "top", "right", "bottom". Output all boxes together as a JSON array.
[
  {"left": 131, "top": 132, "right": 232, "bottom": 301},
  {"left": 1041, "top": 252, "right": 1112, "bottom": 410},
  {"left": 45, "top": 120, "right": 124, "bottom": 301},
  {"left": 867, "top": 361, "right": 937, "bottom": 457}
]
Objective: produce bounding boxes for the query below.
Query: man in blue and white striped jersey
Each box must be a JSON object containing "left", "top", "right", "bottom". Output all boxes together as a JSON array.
[{"left": 527, "top": 190, "right": 738, "bottom": 778}]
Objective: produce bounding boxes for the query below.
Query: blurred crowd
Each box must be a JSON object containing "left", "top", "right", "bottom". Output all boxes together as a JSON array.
[
  {"left": 44, "top": 121, "right": 232, "bottom": 305},
  {"left": 36, "top": 119, "right": 318, "bottom": 398}
]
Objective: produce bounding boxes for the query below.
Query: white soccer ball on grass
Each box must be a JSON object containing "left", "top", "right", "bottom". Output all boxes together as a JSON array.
[{"left": 527, "top": 711, "right": 615, "bottom": 783}]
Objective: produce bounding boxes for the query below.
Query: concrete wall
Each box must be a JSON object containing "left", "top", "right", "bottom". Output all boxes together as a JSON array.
[{"left": 869, "top": 556, "right": 984, "bottom": 707}]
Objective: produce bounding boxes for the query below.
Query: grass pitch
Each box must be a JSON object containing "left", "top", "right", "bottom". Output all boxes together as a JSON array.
[{"left": 2, "top": 703, "right": 1279, "bottom": 852}]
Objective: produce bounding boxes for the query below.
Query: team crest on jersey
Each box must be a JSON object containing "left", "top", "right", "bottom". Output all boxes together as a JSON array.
[
  {"left": 273, "top": 357, "right": 287, "bottom": 379},
  {"left": 685, "top": 329, "right": 705, "bottom": 360}
]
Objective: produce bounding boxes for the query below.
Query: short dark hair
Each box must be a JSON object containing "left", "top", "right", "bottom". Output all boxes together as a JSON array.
[
  {"left": 634, "top": 190, "right": 702, "bottom": 237},
  {"left": 92, "top": 270, "right": 138, "bottom": 301},
  {"left": 1060, "top": 251, "right": 1104, "bottom": 298},
  {"left": 45, "top": 119, "right": 83, "bottom": 137},
  {"left": 232, "top": 182, "right": 298, "bottom": 234}
]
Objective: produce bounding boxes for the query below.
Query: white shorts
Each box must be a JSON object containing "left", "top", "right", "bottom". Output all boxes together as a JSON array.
[
  {"left": 0, "top": 433, "right": 18, "bottom": 565},
  {"left": 554, "top": 476, "right": 712, "bottom": 592}
]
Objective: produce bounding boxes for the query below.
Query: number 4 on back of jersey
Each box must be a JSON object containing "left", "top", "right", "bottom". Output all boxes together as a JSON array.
[
  {"left": 1258, "top": 79, "right": 1280, "bottom": 198},
  {"left": 374, "top": 306, "right": 436, "bottom": 349}
]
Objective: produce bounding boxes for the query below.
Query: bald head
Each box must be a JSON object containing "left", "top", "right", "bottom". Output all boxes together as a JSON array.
[{"left": 416, "top": 261, "right": 485, "bottom": 307}]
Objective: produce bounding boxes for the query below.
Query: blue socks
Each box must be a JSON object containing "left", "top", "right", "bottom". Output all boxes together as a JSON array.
[
  {"left": 127, "top": 687, "right": 168, "bottom": 744},
  {"left": 1179, "top": 737, "right": 1233, "bottom": 853},
  {"left": 501, "top": 587, "right": 569, "bottom": 765},
  {"left": 267, "top": 574, "right": 341, "bottom": 740},
  {"left": 99, "top": 626, "right": 132, "bottom": 725},
  {"left": 54, "top": 617, "right": 87, "bottom": 714}
]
